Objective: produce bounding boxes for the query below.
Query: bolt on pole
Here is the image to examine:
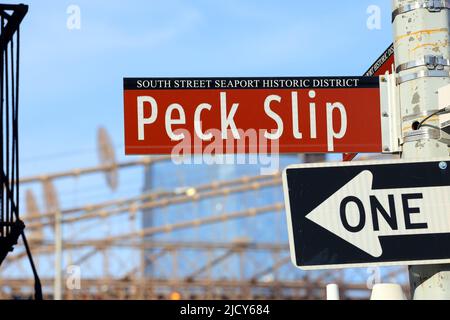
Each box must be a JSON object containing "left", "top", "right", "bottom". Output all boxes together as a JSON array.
[{"left": 392, "top": 0, "right": 450, "bottom": 299}]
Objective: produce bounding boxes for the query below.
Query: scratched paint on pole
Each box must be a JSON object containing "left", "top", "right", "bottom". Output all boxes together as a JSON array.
[
  {"left": 124, "top": 77, "right": 382, "bottom": 155},
  {"left": 283, "top": 158, "right": 450, "bottom": 270}
]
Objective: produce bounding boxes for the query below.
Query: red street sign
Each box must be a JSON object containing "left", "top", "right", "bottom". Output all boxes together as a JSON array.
[
  {"left": 364, "top": 44, "right": 395, "bottom": 77},
  {"left": 124, "top": 77, "right": 382, "bottom": 155},
  {"left": 344, "top": 44, "right": 395, "bottom": 162}
]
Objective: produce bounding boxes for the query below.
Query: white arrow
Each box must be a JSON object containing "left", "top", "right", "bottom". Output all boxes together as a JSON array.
[{"left": 306, "top": 170, "right": 450, "bottom": 258}]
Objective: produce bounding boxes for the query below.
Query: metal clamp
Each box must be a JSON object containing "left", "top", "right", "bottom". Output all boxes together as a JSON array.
[
  {"left": 392, "top": 0, "right": 450, "bottom": 22},
  {"left": 396, "top": 55, "right": 450, "bottom": 73},
  {"left": 403, "top": 127, "right": 441, "bottom": 143},
  {"left": 396, "top": 69, "right": 450, "bottom": 85}
]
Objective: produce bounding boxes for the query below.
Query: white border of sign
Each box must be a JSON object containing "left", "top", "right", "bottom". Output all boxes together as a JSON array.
[{"left": 282, "top": 157, "right": 450, "bottom": 270}]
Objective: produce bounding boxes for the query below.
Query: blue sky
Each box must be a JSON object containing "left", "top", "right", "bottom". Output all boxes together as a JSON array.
[{"left": 4, "top": 0, "right": 393, "bottom": 178}]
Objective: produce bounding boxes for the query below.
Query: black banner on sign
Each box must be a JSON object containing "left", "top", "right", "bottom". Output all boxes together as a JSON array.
[{"left": 124, "top": 76, "right": 380, "bottom": 90}]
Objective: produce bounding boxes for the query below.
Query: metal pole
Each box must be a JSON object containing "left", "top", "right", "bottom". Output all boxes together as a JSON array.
[
  {"left": 392, "top": 0, "right": 450, "bottom": 299},
  {"left": 54, "top": 208, "right": 63, "bottom": 300}
]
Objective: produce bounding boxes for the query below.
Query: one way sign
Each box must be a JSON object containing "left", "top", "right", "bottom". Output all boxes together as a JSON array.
[{"left": 283, "top": 158, "right": 450, "bottom": 270}]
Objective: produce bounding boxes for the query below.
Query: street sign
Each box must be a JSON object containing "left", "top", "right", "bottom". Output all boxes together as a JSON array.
[
  {"left": 283, "top": 158, "right": 450, "bottom": 270},
  {"left": 124, "top": 77, "right": 384, "bottom": 155},
  {"left": 364, "top": 44, "right": 395, "bottom": 77}
]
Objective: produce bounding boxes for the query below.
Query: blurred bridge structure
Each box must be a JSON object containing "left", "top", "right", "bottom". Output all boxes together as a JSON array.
[{"left": 0, "top": 129, "right": 408, "bottom": 300}]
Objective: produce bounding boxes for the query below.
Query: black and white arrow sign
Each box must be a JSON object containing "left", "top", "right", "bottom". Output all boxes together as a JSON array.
[
  {"left": 306, "top": 170, "right": 450, "bottom": 258},
  {"left": 283, "top": 158, "right": 450, "bottom": 270}
]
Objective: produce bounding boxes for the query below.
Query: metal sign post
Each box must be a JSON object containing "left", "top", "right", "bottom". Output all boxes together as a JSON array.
[{"left": 392, "top": 0, "right": 450, "bottom": 299}]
